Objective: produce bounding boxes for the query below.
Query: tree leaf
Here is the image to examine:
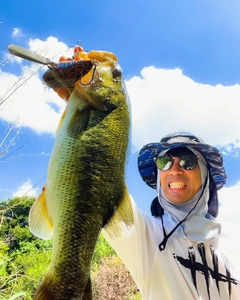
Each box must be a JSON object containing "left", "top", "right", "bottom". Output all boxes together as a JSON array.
[{"left": 9, "top": 291, "right": 32, "bottom": 300}]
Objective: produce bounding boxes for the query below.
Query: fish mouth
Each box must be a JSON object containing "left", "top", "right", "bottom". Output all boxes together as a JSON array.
[
  {"left": 74, "top": 62, "right": 122, "bottom": 111},
  {"left": 80, "top": 61, "right": 122, "bottom": 86}
]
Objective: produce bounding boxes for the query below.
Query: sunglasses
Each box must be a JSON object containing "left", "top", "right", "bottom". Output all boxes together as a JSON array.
[{"left": 154, "top": 155, "right": 200, "bottom": 171}]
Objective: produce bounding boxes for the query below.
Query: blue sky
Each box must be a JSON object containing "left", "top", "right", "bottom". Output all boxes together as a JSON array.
[{"left": 0, "top": 0, "right": 240, "bottom": 248}]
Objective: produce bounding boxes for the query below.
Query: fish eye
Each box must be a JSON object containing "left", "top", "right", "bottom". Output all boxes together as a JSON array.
[{"left": 112, "top": 65, "right": 122, "bottom": 78}]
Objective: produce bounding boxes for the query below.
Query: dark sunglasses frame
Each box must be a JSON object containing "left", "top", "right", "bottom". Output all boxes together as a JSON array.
[{"left": 154, "top": 155, "right": 200, "bottom": 171}]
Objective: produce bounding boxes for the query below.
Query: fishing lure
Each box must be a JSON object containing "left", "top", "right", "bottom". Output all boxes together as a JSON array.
[
  {"left": 7, "top": 44, "right": 97, "bottom": 89},
  {"left": 42, "top": 59, "right": 97, "bottom": 89}
]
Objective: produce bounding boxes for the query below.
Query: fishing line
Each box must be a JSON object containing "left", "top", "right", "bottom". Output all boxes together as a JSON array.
[
  {"left": 0, "top": 142, "right": 30, "bottom": 162},
  {"left": 2, "top": 45, "right": 78, "bottom": 200},
  {"left": 20, "top": 175, "right": 46, "bottom": 198},
  {"left": 2, "top": 45, "right": 74, "bottom": 106},
  {"left": 0, "top": 65, "right": 45, "bottom": 106}
]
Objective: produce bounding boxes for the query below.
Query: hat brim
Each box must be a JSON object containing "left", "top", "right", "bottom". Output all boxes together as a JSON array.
[{"left": 138, "top": 141, "right": 227, "bottom": 190}]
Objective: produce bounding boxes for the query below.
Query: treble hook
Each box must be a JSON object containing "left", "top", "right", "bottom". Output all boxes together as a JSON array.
[{"left": 80, "top": 59, "right": 99, "bottom": 86}]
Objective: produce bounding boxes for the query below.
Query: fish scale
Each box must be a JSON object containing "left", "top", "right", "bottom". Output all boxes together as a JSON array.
[{"left": 29, "top": 49, "right": 132, "bottom": 299}]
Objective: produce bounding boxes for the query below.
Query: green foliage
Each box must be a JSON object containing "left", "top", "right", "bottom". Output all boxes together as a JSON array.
[
  {"left": 0, "top": 196, "right": 52, "bottom": 298},
  {"left": 0, "top": 196, "right": 141, "bottom": 299},
  {"left": 0, "top": 197, "right": 35, "bottom": 253},
  {"left": 92, "top": 233, "right": 116, "bottom": 267},
  {"left": 8, "top": 292, "right": 32, "bottom": 300}
]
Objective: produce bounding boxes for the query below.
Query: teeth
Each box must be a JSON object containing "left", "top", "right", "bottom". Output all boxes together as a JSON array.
[{"left": 169, "top": 182, "right": 185, "bottom": 188}]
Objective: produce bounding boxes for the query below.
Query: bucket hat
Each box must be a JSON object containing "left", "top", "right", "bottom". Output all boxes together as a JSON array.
[{"left": 138, "top": 131, "right": 227, "bottom": 190}]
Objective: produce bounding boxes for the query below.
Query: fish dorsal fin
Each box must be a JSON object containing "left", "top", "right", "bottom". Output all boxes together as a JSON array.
[{"left": 29, "top": 184, "right": 53, "bottom": 240}]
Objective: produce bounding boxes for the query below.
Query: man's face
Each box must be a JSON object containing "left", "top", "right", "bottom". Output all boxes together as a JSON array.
[{"left": 160, "top": 155, "right": 202, "bottom": 204}]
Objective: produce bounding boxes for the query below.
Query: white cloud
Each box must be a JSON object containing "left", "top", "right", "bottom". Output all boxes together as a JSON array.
[
  {"left": 125, "top": 67, "right": 240, "bottom": 152},
  {"left": 1, "top": 37, "right": 240, "bottom": 153},
  {"left": 1, "top": 37, "right": 240, "bottom": 264},
  {"left": 12, "top": 178, "right": 39, "bottom": 197},
  {"left": 11, "top": 28, "right": 23, "bottom": 38},
  {"left": 0, "top": 64, "right": 65, "bottom": 135},
  {"left": 218, "top": 181, "right": 240, "bottom": 224},
  {"left": 0, "top": 37, "right": 70, "bottom": 134},
  {"left": 217, "top": 182, "right": 240, "bottom": 265},
  {"left": 222, "top": 140, "right": 240, "bottom": 158},
  {"left": 28, "top": 36, "right": 73, "bottom": 62},
  {"left": 126, "top": 67, "right": 240, "bottom": 265}
]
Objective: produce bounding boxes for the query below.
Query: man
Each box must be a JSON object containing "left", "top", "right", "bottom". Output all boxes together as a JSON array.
[{"left": 103, "top": 131, "right": 240, "bottom": 300}]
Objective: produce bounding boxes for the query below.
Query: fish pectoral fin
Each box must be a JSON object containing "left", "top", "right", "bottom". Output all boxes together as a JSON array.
[
  {"left": 103, "top": 185, "right": 134, "bottom": 239},
  {"left": 29, "top": 184, "right": 53, "bottom": 240},
  {"left": 67, "top": 106, "right": 90, "bottom": 136}
]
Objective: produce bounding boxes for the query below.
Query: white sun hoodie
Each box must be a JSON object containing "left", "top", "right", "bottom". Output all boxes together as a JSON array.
[{"left": 103, "top": 196, "right": 240, "bottom": 300}]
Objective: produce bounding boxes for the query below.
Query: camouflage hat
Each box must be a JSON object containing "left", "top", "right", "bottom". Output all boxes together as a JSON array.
[{"left": 138, "top": 131, "right": 227, "bottom": 190}]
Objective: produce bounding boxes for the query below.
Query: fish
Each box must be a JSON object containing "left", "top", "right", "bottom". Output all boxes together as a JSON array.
[{"left": 28, "top": 46, "right": 133, "bottom": 299}]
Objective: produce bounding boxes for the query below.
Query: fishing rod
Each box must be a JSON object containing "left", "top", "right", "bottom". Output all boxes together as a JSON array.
[{"left": 8, "top": 44, "right": 57, "bottom": 68}]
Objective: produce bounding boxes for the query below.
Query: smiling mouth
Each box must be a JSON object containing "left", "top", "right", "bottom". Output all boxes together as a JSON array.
[{"left": 169, "top": 182, "right": 186, "bottom": 189}]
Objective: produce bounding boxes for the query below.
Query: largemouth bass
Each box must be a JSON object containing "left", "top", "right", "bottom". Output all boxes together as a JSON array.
[{"left": 28, "top": 46, "right": 133, "bottom": 299}]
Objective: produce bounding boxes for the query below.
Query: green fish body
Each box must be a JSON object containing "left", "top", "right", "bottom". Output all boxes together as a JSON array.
[{"left": 29, "top": 51, "right": 132, "bottom": 299}]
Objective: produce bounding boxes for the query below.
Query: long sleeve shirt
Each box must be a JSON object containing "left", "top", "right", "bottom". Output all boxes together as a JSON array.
[{"left": 103, "top": 196, "right": 240, "bottom": 300}]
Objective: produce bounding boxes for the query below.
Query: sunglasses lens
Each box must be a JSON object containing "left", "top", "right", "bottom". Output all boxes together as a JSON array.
[
  {"left": 155, "top": 156, "right": 173, "bottom": 170},
  {"left": 179, "top": 155, "right": 198, "bottom": 170},
  {"left": 155, "top": 155, "right": 199, "bottom": 171}
]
